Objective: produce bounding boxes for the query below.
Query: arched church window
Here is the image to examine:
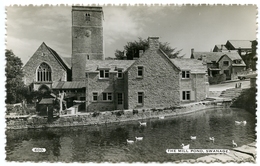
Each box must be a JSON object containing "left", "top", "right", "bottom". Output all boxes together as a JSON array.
[
  {"left": 37, "top": 62, "right": 52, "bottom": 82},
  {"left": 86, "top": 13, "right": 90, "bottom": 21}
]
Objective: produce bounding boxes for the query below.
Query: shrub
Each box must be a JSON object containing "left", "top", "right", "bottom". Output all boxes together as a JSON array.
[
  {"left": 209, "top": 74, "right": 226, "bottom": 85},
  {"left": 92, "top": 111, "right": 100, "bottom": 117},
  {"left": 133, "top": 109, "right": 138, "bottom": 115}
]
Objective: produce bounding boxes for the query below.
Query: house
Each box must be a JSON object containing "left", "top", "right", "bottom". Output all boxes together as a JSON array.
[
  {"left": 191, "top": 49, "right": 246, "bottom": 80},
  {"left": 23, "top": 42, "right": 72, "bottom": 92},
  {"left": 213, "top": 40, "right": 257, "bottom": 70},
  {"left": 23, "top": 6, "right": 209, "bottom": 112}
]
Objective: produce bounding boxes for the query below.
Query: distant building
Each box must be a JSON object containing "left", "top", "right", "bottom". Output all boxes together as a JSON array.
[
  {"left": 191, "top": 49, "right": 246, "bottom": 80},
  {"left": 213, "top": 40, "right": 257, "bottom": 70},
  {"left": 23, "top": 6, "right": 209, "bottom": 112}
]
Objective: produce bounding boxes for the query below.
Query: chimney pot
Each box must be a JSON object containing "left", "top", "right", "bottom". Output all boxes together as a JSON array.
[{"left": 191, "top": 48, "right": 194, "bottom": 55}]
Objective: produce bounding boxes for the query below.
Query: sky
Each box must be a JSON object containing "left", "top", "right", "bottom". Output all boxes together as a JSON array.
[{"left": 6, "top": 5, "right": 257, "bottom": 64}]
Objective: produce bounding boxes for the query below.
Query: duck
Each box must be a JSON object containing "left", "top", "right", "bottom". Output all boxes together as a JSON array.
[
  {"left": 190, "top": 136, "right": 196, "bottom": 140},
  {"left": 139, "top": 121, "right": 147, "bottom": 126},
  {"left": 181, "top": 143, "right": 190, "bottom": 149},
  {"left": 159, "top": 116, "right": 165, "bottom": 119},
  {"left": 209, "top": 137, "right": 215, "bottom": 143},
  {"left": 135, "top": 137, "right": 143, "bottom": 141},
  {"left": 232, "top": 140, "right": 237, "bottom": 147},
  {"left": 126, "top": 139, "right": 135, "bottom": 144}
]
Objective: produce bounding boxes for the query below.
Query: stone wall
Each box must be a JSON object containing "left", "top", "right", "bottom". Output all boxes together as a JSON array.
[
  {"left": 23, "top": 43, "right": 68, "bottom": 89},
  {"left": 127, "top": 41, "right": 180, "bottom": 109}
]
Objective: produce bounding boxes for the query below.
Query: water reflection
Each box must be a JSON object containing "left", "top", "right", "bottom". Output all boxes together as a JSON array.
[{"left": 6, "top": 107, "right": 256, "bottom": 162}]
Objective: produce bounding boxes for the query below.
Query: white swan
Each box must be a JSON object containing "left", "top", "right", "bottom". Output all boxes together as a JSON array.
[
  {"left": 232, "top": 140, "right": 237, "bottom": 147},
  {"left": 235, "top": 121, "right": 242, "bottom": 125},
  {"left": 181, "top": 143, "right": 190, "bottom": 149},
  {"left": 190, "top": 136, "right": 196, "bottom": 140},
  {"left": 127, "top": 139, "right": 135, "bottom": 144},
  {"left": 242, "top": 121, "right": 247, "bottom": 125},
  {"left": 159, "top": 116, "right": 165, "bottom": 119},
  {"left": 209, "top": 137, "right": 215, "bottom": 143},
  {"left": 139, "top": 121, "right": 147, "bottom": 126},
  {"left": 135, "top": 137, "right": 143, "bottom": 141}
]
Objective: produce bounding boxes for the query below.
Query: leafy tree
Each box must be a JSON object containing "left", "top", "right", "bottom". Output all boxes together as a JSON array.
[
  {"left": 115, "top": 37, "right": 183, "bottom": 60},
  {"left": 5, "top": 49, "right": 26, "bottom": 104}
]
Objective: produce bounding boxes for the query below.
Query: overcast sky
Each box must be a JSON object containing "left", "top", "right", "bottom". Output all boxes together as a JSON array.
[{"left": 6, "top": 5, "right": 257, "bottom": 64}]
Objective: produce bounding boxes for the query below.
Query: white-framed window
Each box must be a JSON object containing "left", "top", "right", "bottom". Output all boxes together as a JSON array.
[
  {"left": 223, "top": 61, "right": 229, "bottom": 66},
  {"left": 93, "top": 92, "right": 98, "bottom": 101},
  {"left": 182, "top": 71, "right": 190, "bottom": 79},
  {"left": 117, "top": 69, "right": 123, "bottom": 79},
  {"left": 138, "top": 92, "right": 144, "bottom": 105},
  {"left": 100, "top": 69, "right": 109, "bottom": 79},
  {"left": 137, "top": 66, "right": 143, "bottom": 77},
  {"left": 182, "top": 91, "right": 190, "bottom": 100},
  {"left": 103, "top": 92, "right": 112, "bottom": 101}
]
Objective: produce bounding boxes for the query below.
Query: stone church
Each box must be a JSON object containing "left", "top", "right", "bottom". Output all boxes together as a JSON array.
[{"left": 23, "top": 6, "right": 209, "bottom": 112}]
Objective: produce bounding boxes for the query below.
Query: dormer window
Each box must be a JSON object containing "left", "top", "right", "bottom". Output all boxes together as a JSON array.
[
  {"left": 100, "top": 69, "right": 109, "bottom": 79},
  {"left": 117, "top": 69, "right": 123, "bottom": 79},
  {"left": 86, "top": 13, "right": 90, "bottom": 21},
  {"left": 182, "top": 71, "right": 190, "bottom": 79}
]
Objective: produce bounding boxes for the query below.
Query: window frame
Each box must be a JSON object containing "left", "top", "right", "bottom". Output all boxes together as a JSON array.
[
  {"left": 182, "top": 91, "right": 191, "bottom": 101},
  {"left": 117, "top": 69, "right": 123, "bottom": 79},
  {"left": 85, "top": 13, "right": 90, "bottom": 21},
  {"left": 92, "top": 92, "right": 98, "bottom": 102},
  {"left": 102, "top": 92, "right": 113, "bottom": 101},
  {"left": 137, "top": 66, "right": 144, "bottom": 78},
  {"left": 182, "top": 71, "right": 190, "bottom": 79},
  {"left": 99, "top": 69, "right": 110, "bottom": 79},
  {"left": 137, "top": 92, "right": 144, "bottom": 105}
]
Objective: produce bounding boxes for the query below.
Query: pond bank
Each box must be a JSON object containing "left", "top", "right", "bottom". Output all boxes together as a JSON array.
[
  {"left": 6, "top": 100, "right": 227, "bottom": 130},
  {"left": 178, "top": 142, "right": 256, "bottom": 163}
]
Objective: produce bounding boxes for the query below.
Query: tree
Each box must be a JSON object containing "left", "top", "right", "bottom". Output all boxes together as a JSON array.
[
  {"left": 5, "top": 49, "right": 26, "bottom": 104},
  {"left": 115, "top": 37, "right": 183, "bottom": 60}
]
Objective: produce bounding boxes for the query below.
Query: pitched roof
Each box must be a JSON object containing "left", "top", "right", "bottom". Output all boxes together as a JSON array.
[
  {"left": 52, "top": 81, "right": 85, "bottom": 89},
  {"left": 214, "top": 44, "right": 228, "bottom": 51},
  {"left": 45, "top": 43, "right": 71, "bottom": 69},
  {"left": 62, "top": 57, "right": 72, "bottom": 68},
  {"left": 227, "top": 40, "right": 252, "bottom": 49},
  {"left": 192, "top": 52, "right": 224, "bottom": 63},
  {"left": 171, "top": 58, "right": 207, "bottom": 73},
  {"left": 85, "top": 60, "right": 135, "bottom": 72},
  {"left": 222, "top": 52, "right": 243, "bottom": 61}
]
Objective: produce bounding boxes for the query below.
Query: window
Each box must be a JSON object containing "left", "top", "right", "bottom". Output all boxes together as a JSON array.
[
  {"left": 182, "top": 71, "right": 190, "bottom": 79},
  {"left": 223, "top": 61, "right": 229, "bottom": 66},
  {"left": 118, "top": 93, "right": 123, "bottom": 105},
  {"left": 182, "top": 91, "right": 190, "bottom": 100},
  {"left": 85, "top": 13, "right": 90, "bottom": 21},
  {"left": 37, "top": 62, "right": 52, "bottom": 82},
  {"left": 117, "top": 69, "right": 123, "bottom": 79},
  {"left": 93, "top": 92, "right": 98, "bottom": 101},
  {"left": 138, "top": 92, "right": 144, "bottom": 105},
  {"left": 100, "top": 70, "right": 109, "bottom": 78},
  {"left": 87, "top": 55, "right": 90, "bottom": 60},
  {"left": 103, "top": 92, "right": 112, "bottom": 101},
  {"left": 137, "top": 66, "right": 143, "bottom": 77}
]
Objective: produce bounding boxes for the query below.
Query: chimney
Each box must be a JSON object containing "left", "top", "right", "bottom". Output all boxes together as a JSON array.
[
  {"left": 139, "top": 50, "right": 144, "bottom": 57},
  {"left": 191, "top": 48, "right": 194, "bottom": 55},
  {"left": 148, "top": 36, "right": 159, "bottom": 49},
  {"left": 221, "top": 44, "right": 224, "bottom": 50}
]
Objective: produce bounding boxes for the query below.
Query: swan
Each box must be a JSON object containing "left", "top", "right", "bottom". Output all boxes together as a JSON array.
[
  {"left": 135, "top": 137, "right": 143, "bottom": 141},
  {"left": 139, "top": 121, "right": 147, "bottom": 126},
  {"left": 232, "top": 140, "right": 237, "bottom": 147},
  {"left": 159, "top": 116, "right": 165, "bottom": 119},
  {"left": 181, "top": 143, "right": 190, "bottom": 149},
  {"left": 190, "top": 136, "right": 196, "bottom": 140},
  {"left": 209, "top": 137, "right": 215, "bottom": 143},
  {"left": 127, "top": 139, "right": 135, "bottom": 144},
  {"left": 242, "top": 121, "right": 247, "bottom": 125},
  {"left": 235, "top": 121, "right": 242, "bottom": 125}
]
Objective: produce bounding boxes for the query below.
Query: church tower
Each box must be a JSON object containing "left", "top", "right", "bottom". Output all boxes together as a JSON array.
[{"left": 72, "top": 6, "right": 104, "bottom": 81}]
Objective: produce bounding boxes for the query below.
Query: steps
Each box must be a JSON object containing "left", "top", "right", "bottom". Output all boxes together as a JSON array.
[{"left": 219, "top": 88, "right": 244, "bottom": 100}]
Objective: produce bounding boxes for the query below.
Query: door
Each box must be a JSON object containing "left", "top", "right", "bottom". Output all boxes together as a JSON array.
[{"left": 117, "top": 93, "right": 124, "bottom": 110}]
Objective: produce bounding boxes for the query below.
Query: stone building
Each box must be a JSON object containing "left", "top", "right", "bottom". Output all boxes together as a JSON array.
[
  {"left": 191, "top": 49, "right": 246, "bottom": 81},
  {"left": 23, "top": 6, "right": 209, "bottom": 112}
]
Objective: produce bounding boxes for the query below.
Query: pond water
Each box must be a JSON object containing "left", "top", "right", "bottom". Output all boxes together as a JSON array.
[{"left": 6, "top": 107, "right": 256, "bottom": 162}]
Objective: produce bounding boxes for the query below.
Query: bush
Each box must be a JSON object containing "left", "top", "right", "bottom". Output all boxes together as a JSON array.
[
  {"left": 209, "top": 74, "right": 226, "bottom": 85},
  {"left": 133, "top": 109, "right": 138, "bottom": 115}
]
